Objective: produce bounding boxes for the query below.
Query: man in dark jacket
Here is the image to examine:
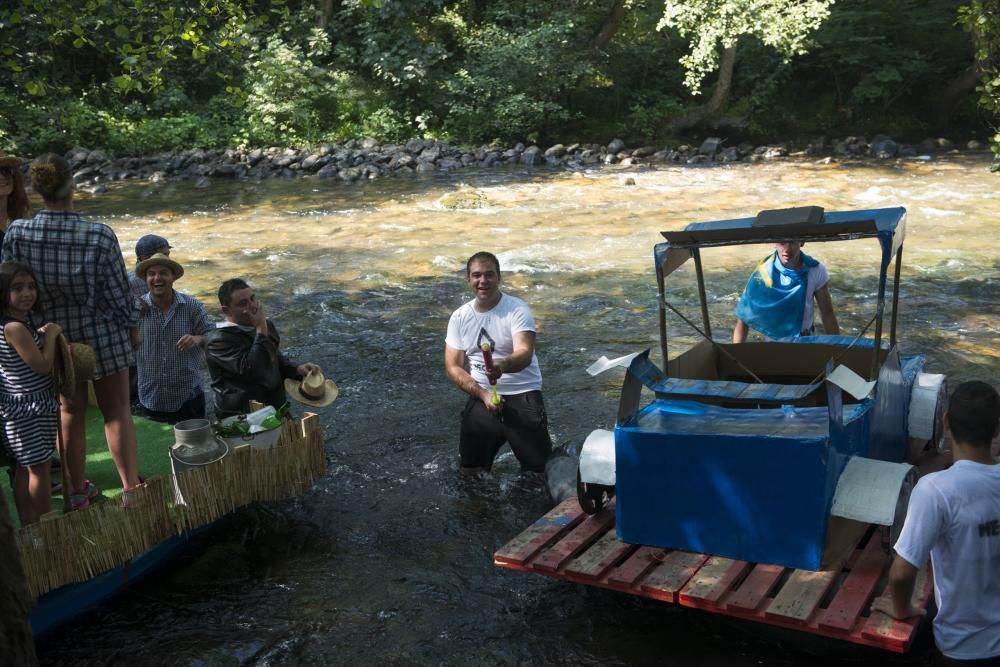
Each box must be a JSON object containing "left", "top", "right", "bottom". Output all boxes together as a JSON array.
[{"left": 205, "top": 278, "right": 319, "bottom": 418}]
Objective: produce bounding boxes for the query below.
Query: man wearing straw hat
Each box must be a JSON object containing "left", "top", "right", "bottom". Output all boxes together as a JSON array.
[
  {"left": 134, "top": 253, "right": 213, "bottom": 423},
  {"left": 206, "top": 278, "right": 322, "bottom": 419}
]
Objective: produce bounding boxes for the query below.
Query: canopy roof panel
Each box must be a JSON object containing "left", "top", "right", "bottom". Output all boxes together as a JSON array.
[
  {"left": 660, "top": 207, "right": 906, "bottom": 248},
  {"left": 655, "top": 207, "right": 906, "bottom": 280}
]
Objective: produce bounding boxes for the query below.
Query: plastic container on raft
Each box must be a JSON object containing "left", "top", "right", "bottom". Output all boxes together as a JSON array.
[{"left": 219, "top": 406, "right": 283, "bottom": 450}]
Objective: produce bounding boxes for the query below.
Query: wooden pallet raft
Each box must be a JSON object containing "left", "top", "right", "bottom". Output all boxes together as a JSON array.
[{"left": 494, "top": 498, "right": 933, "bottom": 653}]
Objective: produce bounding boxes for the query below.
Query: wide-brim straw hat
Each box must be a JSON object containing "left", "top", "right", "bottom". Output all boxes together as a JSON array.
[
  {"left": 53, "top": 337, "right": 95, "bottom": 397},
  {"left": 53, "top": 333, "right": 75, "bottom": 398},
  {"left": 284, "top": 369, "right": 338, "bottom": 408},
  {"left": 70, "top": 342, "right": 96, "bottom": 384},
  {"left": 136, "top": 253, "right": 184, "bottom": 280},
  {"left": 0, "top": 151, "right": 22, "bottom": 168}
]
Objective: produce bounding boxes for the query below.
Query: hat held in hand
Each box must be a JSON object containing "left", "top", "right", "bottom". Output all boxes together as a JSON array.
[
  {"left": 53, "top": 335, "right": 96, "bottom": 397},
  {"left": 284, "top": 369, "right": 338, "bottom": 408}
]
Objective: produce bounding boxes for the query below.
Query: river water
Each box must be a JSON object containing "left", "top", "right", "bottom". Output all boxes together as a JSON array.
[{"left": 38, "top": 156, "right": 999, "bottom": 665}]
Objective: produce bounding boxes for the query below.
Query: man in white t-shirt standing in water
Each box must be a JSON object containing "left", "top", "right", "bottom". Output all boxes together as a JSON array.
[
  {"left": 871, "top": 380, "right": 1000, "bottom": 666},
  {"left": 444, "top": 251, "right": 552, "bottom": 475}
]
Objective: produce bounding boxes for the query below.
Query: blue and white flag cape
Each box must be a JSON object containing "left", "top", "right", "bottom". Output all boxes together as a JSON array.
[{"left": 734, "top": 251, "right": 818, "bottom": 339}]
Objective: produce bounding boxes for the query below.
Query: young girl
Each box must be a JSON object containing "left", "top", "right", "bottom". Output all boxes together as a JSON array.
[{"left": 0, "top": 262, "right": 62, "bottom": 524}]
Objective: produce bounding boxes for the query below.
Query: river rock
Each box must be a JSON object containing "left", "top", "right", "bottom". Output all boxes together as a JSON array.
[
  {"left": 967, "top": 139, "right": 984, "bottom": 150},
  {"left": 871, "top": 137, "right": 897, "bottom": 159},
  {"left": 698, "top": 137, "right": 722, "bottom": 156},
  {"left": 336, "top": 167, "right": 360, "bottom": 182},
  {"left": 439, "top": 190, "right": 490, "bottom": 209},
  {"left": 300, "top": 154, "right": 323, "bottom": 171},
  {"left": 85, "top": 149, "right": 108, "bottom": 165},
  {"left": 545, "top": 144, "right": 566, "bottom": 158},
  {"left": 72, "top": 166, "right": 100, "bottom": 183},
  {"left": 414, "top": 160, "right": 436, "bottom": 173},
  {"left": 521, "top": 145, "right": 541, "bottom": 166},
  {"left": 389, "top": 154, "right": 414, "bottom": 170},
  {"left": 195, "top": 176, "right": 211, "bottom": 188},
  {"left": 719, "top": 147, "right": 740, "bottom": 162},
  {"left": 419, "top": 145, "right": 441, "bottom": 162},
  {"left": 438, "top": 156, "right": 462, "bottom": 171},
  {"left": 607, "top": 138, "right": 625, "bottom": 154}
]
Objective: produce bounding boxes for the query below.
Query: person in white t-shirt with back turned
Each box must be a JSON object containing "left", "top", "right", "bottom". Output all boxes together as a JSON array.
[
  {"left": 444, "top": 251, "right": 552, "bottom": 476},
  {"left": 871, "top": 380, "right": 1000, "bottom": 666}
]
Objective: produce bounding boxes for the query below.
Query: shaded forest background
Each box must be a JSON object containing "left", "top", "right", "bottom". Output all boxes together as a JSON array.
[{"left": 1, "top": 0, "right": 998, "bottom": 158}]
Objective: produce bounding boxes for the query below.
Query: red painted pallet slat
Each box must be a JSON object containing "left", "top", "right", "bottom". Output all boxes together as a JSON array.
[
  {"left": 860, "top": 566, "right": 933, "bottom": 652},
  {"left": 563, "top": 530, "right": 634, "bottom": 580},
  {"left": 533, "top": 504, "right": 616, "bottom": 572},
  {"left": 494, "top": 502, "right": 932, "bottom": 654},
  {"left": 724, "top": 564, "right": 785, "bottom": 613},
  {"left": 678, "top": 557, "right": 750, "bottom": 611},
  {"left": 818, "top": 536, "right": 886, "bottom": 632},
  {"left": 493, "top": 498, "right": 583, "bottom": 566},
  {"left": 764, "top": 568, "right": 839, "bottom": 624},
  {"left": 606, "top": 546, "right": 666, "bottom": 588},
  {"left": 639, "top": 551, "right": 709, "bottom": 603}
]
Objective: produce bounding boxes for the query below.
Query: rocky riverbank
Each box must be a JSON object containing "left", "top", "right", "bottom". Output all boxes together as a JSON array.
[{"left": 50, "top": 134, "right": 991, "bottom": 193}]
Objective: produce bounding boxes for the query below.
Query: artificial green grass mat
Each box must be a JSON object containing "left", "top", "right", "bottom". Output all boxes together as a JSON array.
[{"left": 1, "top": 408, "right": 176, "bottom": 527}]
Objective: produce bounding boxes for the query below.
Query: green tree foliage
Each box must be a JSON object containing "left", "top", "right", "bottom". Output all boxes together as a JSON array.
[
  {"left": 959, "top": 0, "right": 1000, "bottom": 159},
  {"left": 0, "top": 0, "right": 992, "bottom": 155},
  {"left": 657, "top": 0, "right": 833, "bottom": 94}
]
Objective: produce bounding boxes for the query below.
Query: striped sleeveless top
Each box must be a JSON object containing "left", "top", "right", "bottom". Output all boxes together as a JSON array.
[{"left": 0, "top": 316, "right": 59, "bottom": 419}]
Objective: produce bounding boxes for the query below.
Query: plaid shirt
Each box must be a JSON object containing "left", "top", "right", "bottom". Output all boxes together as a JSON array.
[
  {"left": 136, "top": 291, "right": 214, "bottom": 412},
  {"left": 1, "top": 210, "right": 141, "bottom": 378},
  {"left": 129, "top": 269, "right": 147, "bottom": 299}
]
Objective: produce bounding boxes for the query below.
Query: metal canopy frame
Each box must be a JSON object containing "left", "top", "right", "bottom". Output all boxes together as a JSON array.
[{"left": 654, "top": 207, "right": 907, "bottom": 380}]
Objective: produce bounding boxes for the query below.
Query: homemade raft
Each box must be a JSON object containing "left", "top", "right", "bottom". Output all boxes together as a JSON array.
[
  {"left": 495, "top": 498, "right": 933, "bottom": 653},
  {"left": 15, "top": 413, "right": 324, "bottom": 601}
]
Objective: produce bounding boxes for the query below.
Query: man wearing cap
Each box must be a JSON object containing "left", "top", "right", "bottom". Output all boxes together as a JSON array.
[
  {"left": 129, "top": 234, "right": 171, "bottom": 298},
  {"left": 206, "top": 278, "right": 321, "bottom": 419},
  {"left": 128, "top": 234, "right": 171, "bottom": 409},
  {"left": 134, "top": 253, "right": 213, "bottom": 423}
]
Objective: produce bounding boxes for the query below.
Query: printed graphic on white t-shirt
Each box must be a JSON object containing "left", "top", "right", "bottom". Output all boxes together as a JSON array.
[
  {"left": 445, "top": 293, "right": 543, "bottom": 394},
  {"left": 893, "top": 461, "right": 1000, "bottom": 660}
]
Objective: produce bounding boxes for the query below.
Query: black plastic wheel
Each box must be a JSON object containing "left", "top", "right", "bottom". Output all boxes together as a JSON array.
[{"left": 577, "top": 466, "right": 615, "bottom": 515}]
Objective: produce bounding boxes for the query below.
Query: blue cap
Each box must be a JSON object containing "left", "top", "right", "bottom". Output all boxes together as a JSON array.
[{"left": 135, "top": 234, "right": 171, "bottom": 259}]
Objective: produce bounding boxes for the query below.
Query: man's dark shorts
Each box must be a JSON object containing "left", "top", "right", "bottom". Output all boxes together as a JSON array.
[
  {"left": 459, "top": 390, "right": 552, "bottom": 472},
  {"left": 141, "top": 390, "right": 206, "bottom": 425}
]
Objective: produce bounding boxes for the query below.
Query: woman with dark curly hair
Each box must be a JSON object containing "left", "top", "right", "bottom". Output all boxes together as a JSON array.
[
  {"left": 1, "top": 153, "right": 142, "bottom": 509},
  {"left": 0, "top": 151, "right": 31, "bottom": 248}
]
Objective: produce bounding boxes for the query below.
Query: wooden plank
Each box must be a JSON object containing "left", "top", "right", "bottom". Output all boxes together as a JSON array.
[
  {"left": 563, "top": 530, "right": 634, "bottom": 580},
  {"left": 533, "top": 505, "right": 616, "bottom": 572},
  {"left": 724, "top": 564, "right": 785, "bottom": 613},
  {"left": 494, "top": 499, "right": 583, "bottom": 566},
  {"left": 818, "top": 536, "right": 886, "bottom": 633},
  {"left": 640, "top": 551, "right": 709, "bottom": 603},
  {"left": 764, "top": 568, "right": 838, "bottom": 624},
  {"left": 606, "top": 546, "right": 665, "bottom": 588},
  {"left": 861, "top": 566, "right": 931, "bottom": 651},
  {"left": 678, "top": 557, "right": 749, "bottom": 610},
  {"left": 821, "top": 516, "right": 871, "bottom": 570}
]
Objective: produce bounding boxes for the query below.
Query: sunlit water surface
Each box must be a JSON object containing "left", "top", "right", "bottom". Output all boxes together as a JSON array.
[{"left": 38, "top": 156, "right": 999, "bottom": 666}]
